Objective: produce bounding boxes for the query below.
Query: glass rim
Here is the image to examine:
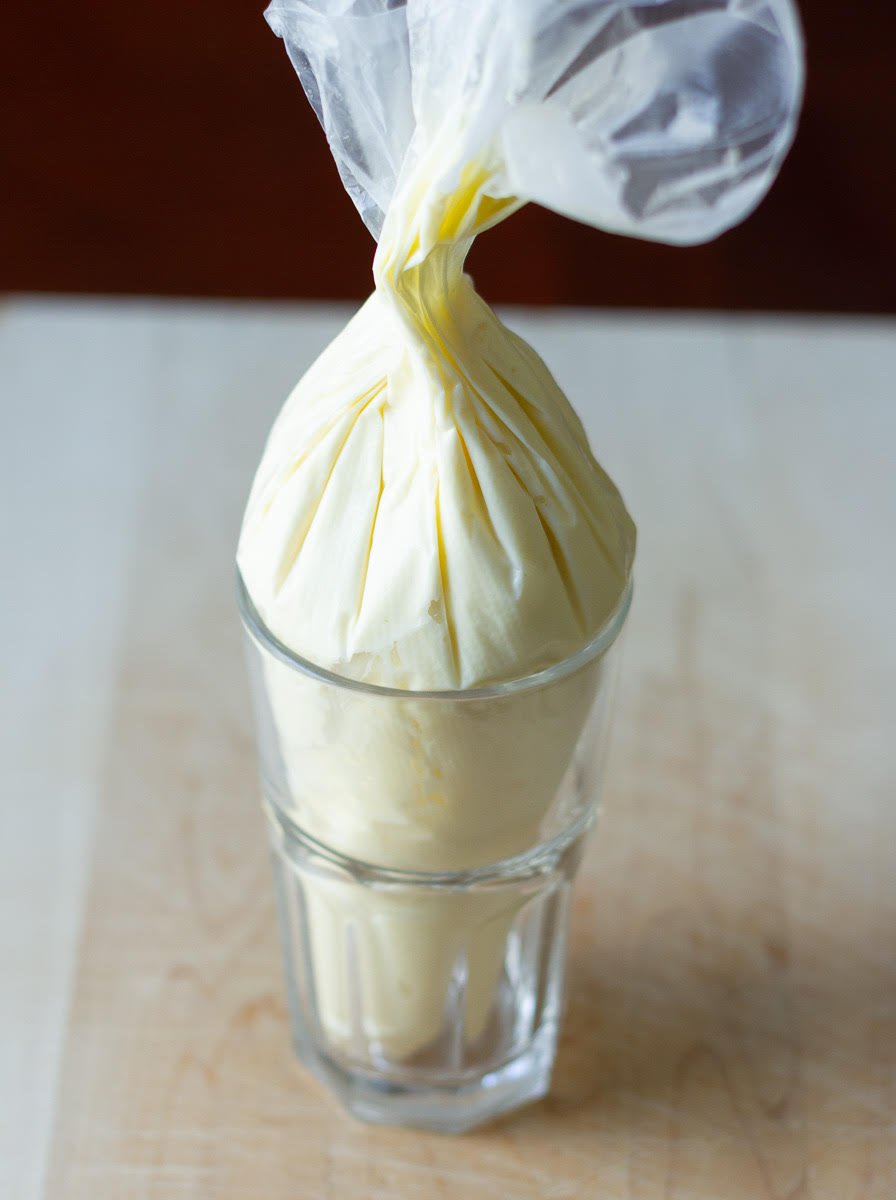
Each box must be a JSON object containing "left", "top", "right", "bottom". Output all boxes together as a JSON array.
[{"left": 237, "top": 567, "right": 632, "bottom": 702}]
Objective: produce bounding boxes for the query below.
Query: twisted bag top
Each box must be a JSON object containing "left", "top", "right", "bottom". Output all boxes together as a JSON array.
[{"left": 239, "top": 0, "right": 803, "bottom": 689}]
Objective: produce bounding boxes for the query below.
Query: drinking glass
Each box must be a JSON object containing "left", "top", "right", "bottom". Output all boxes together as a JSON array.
[{"left": 239, "top": 572, "right": 632, "bottom": 1132}]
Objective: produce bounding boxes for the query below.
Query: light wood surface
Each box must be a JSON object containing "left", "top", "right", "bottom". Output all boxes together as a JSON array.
[{"left": 3, "top": 297, "right": 895, "bottom": 1199}]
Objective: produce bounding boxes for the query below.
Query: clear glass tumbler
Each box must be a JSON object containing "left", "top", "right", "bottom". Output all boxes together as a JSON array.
[{"left": 239, "top": 573, "right": 632, "bottom": 1133}]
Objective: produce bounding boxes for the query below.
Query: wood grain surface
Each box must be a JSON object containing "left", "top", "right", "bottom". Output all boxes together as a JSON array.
[{"left": 3, "top": 299, "right": 895, "bottom": 1198}]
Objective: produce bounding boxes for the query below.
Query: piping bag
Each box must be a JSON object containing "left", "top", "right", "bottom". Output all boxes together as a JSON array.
[{"left": 239, "top": 0, "right": 803, "bottom": 1059}]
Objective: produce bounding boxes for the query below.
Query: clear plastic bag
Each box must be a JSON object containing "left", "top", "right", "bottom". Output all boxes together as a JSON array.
[
  {"left": 239, "top": 0, "right": 804, "bottom": 1075},
  {"left": 244, "top": 0, "right": 804, "bottom": 693},
  {"left": 266, "top": 0, "right": 804, "bottom": 246}
]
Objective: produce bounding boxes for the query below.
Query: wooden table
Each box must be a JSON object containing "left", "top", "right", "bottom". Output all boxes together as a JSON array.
[{"left": 3, "top": 297, "right": 894, "bottom": 1199}]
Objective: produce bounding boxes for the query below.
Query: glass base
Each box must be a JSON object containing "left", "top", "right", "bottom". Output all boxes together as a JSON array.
[
  {"left": 269, "top": 806, "right": 584, "bottom": 1133},
  {"left": 293, "top": 1025, "right": 558, "bottom": 1134}
]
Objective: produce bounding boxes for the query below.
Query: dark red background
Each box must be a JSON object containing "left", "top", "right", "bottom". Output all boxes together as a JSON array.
[{"left": 3, "top": 3, "right": 894, "bottom": 311}]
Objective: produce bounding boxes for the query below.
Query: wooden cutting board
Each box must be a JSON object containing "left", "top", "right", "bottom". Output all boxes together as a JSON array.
[{"left": 9, "top": 301, "right": 894, "bottom": 1199}]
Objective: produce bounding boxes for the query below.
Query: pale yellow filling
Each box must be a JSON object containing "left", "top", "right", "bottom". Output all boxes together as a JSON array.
[{"left": 238, "top": 148, "right": 635, "bottom": 1058}]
